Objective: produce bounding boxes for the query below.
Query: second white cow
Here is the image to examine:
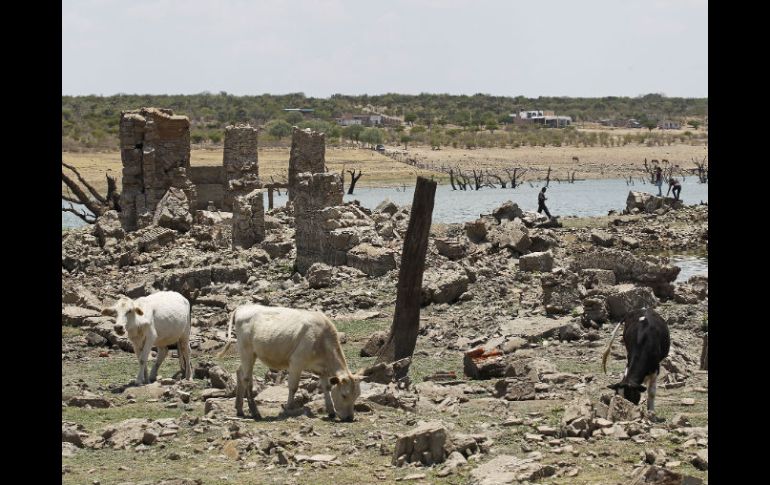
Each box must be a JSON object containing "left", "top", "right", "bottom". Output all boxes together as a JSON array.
[
  {"left": 109, "top": 291, "right": 193, "bottom": 385},
  {"left": 218, "top": 304, "right": 361, "bottom": 421}
]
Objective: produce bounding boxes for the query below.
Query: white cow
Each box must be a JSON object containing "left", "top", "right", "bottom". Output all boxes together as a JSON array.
[
  {"left": 218, "top": 304, "right": 361, "bottom": 421},
  {"left": 107, "top": 291, "right": 193, "bottom": 385}
]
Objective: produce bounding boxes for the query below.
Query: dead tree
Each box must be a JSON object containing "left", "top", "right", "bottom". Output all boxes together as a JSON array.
[
  {"left": 455, "top": 168, "right": 470, "bottom": 190},
  {"left": 643, "top": 158, "right": 657, "bottom": 183},
  {"left": 487, "top": 170, "right": 506, "bottom": 188},
  {"left": 347, "top": 169, "right": 363, "bottom": 195},
  {"left": 504, "top": 168, "right": 527, "bottom": 188},
  {"left": 570, "top": 171, "right": 576, "bottom": 183},
  {"left": 545, "top": 166, "right": 552, "bottom": 187},
  {"left": 694, "top": 155, "right": 708, "bottom": 183},
  {"left": 448, "top": 169, "right": 457, "bottom": 190},
  {"left": 471, "top": 169, "right": 483, "bottom": 190},
  {"left": 61, "top": 161, "right": 119, "bottom": 223},
  {"left": 375, "top": 177, "right": 436, "bottom": 378}
]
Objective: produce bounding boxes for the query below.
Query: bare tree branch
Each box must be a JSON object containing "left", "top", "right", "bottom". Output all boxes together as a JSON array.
[
  {"left": 62, "top": 161, "right": 107, "bottom": 205},
  {"left": 62, "top": 169, "right": 102, "bottom": 216},
  {"left": 62, "top": 204, "right": 96, "bottom": 223}
]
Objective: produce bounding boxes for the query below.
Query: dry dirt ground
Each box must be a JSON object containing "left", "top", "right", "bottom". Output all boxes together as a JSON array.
[
  {"left": 62, "top": 201, "right": 708, "bottom": 484},
  {"left": 61, "top": 143, "right": 708, "bottom": 196},
  {"left": 398, "top": 144, "right": 708, "bottom": 182}
]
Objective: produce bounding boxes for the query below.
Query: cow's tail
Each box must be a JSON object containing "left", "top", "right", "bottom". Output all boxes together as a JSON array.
[
  {"left": 217, "top": 310, "right": 236, "bottom": 358},
  {"left": 601, "top": 321, "right": 624, "bottom": 374}
]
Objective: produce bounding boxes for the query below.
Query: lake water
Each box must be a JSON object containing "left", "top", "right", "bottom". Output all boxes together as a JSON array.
[
  {"left": 63, "top": 178, "right": 707, "bottom": 228},
  {"left": 670, "top": 255, "right": 708, "bottom": 283}
]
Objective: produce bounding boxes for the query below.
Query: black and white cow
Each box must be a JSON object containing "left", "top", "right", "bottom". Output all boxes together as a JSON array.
[{"left": 601, "top": 307, "right": 670, "bottom": 411}]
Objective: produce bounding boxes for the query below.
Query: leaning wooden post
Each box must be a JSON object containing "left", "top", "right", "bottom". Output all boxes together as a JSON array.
[
  {"left": 375, "top": 177, "right": 437, "bottom": 378},
  {"left": 267, "top": 187, "right": 274, "bottom": 210},
  {"left": 700, "top": 333, "right": 708, "bottom": 371}
]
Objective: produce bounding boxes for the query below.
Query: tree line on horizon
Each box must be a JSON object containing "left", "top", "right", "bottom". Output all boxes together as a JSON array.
[{"left": 62, "top": 92, "right": 708, "bottom": 150}]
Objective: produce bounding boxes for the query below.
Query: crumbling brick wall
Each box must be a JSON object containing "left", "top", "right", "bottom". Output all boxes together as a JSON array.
[
  {"left": 288, "top": 127, "right": 325, "bottom": 202},
  {"left": 223, "top": 124, "right": 260, "bottom": 211},
  {"left": 119, "top": 108, "right": 190, "bottom": 231},
  {"left": 294, "top": 173, "right": 344, "bottom": 273},
  {"left": 188, "top": 166, "right": 225, "bottom": 210},
  {"left": 232, "top": 189, "right": 265, "bottom": 249}
]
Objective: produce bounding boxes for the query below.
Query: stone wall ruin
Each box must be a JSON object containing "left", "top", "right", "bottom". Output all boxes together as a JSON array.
[
  {"left": 223, "top": 124, "right": 260, "bottom": 211},
  {"left": 288, "top": 127, "right": 326, "bottom": 202},
  {"left": 294, "top": 173, "right": 344, "bottom": 273},
  {"left": 119, "top": 108, "right": 191, "bottom": 231}
]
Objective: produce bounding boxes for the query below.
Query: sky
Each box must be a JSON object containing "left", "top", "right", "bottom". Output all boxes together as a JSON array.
[{"left": 62, "top": 0, "right": 708, "bottom": 98}]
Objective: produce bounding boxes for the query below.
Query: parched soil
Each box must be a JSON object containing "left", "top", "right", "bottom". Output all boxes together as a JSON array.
[
  {"left": 61, "top": 142, "right": 708, "bottom": 196},
  {"left": 62, "top": 201, "right": 708, "bottom": 484},
  {"left": 400, "top": 144, "right": 709, "bottom": 181}
]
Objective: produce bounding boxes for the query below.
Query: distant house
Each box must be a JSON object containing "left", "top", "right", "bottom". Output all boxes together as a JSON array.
[
  {"left": 511, "top": 110, "right": 571, "bottom": 128},
  {"left": 336, "top": 113, "right": 385, "bottom": 127},
  {"left": 657, "top": 120, "right": 681, "bottom": 130}
]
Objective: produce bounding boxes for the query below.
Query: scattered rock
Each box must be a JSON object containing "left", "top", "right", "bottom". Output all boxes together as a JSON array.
[
  {"left": 607, "top": 395, "right": 641, "bottom": 422},
  {"left": 306, "top": 263, "right": 333, "bottom": 289},
  {"left": 392, "top": 421, "right": 448, "bottom": 466},
  {"left": 519, "top": 251, "right": 554, "bottom": 273},
  {"left": 360, "top": 331, "right": 388, "bottom": 357}
]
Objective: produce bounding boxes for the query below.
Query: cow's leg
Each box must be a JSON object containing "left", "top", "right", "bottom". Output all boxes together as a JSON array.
[
  {"left": 319, "top": 378, "right": 335, "bottom": 419},
  {"left": 137, "top": 337, "right": 153, "bottom": 385},
  {"left": 177, "top": 333, "right": 193, "bottom": 380},
  {"left": 235, "top": 367, "right": 245, "bottom": 417},
  {"left": 149, "top": 346, "right": 168, "bottom": 383},
  {"left": 239, "top": 352, "right": 260, "bottom": 420},
  {"left": 285, "top": 363, "right": 303, "bottom": 411},
  {"left": 646, "top": 372, "right": 658, "bottom": 412}
]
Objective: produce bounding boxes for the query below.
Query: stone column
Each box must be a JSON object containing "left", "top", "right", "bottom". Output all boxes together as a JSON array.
[
  {"left": 223, "top": 124, "right": 259, "bottom": 211},
  {"left": 288, "top": 127, "right": 325, "bottom": 202},
  {"left": 232, "top": 189, "right": 266, "bottom": 249},
  {"left": 293, "top": 172, "right": 343, "bottom": 273}
]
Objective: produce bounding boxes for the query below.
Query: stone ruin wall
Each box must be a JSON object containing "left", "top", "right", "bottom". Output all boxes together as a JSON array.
[
  {"left": 119, "top": 108, "right": 191, "bottom": 231},
  {"left": 232, "top": 189, "right": 266, "bottom": 249},
  {"left": 116, "top": 113, "right": 264, "bottom": 252},
  {"left": 288, "top": 127, "right": 326, "bottom": 202},
  {"left": 188, "top": 166, "right": 225, "bottom": 211},
  {"left": 223, "top": 124, "right": 260, "bottom": 211},
  {"left": 294, "top": 173, "right": 344, "bottom": 274}
]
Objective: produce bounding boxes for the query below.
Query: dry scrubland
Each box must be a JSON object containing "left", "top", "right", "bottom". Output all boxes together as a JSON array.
[{"left": 62, "top": 143, "right": 708, "bottom": 195}]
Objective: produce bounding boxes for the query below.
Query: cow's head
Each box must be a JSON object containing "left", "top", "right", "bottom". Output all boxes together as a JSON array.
[
  {"left": 110, "top": 297, "right": 150, "bottom": 339},
  {"left": 329, "top": 371, "right": 362, "bottom": 422},
  {"left": 608, "top": 381, "right": 647, "bottom": 405}
]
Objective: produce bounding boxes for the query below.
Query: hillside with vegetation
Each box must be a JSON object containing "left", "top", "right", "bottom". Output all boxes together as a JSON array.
[{"left": 62, "top": 93, "right": 708, "bottom": 151}]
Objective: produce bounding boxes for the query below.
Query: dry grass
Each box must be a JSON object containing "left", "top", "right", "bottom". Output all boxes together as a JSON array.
[
  {"left": 61, "top": 148, "right": 439, "bottom": 195},
  {"left": 61, "top": 142, "right": 708, "bottom": 197},
  {"left": 402, "top": 144, "right": 709, "bottom": 181}
]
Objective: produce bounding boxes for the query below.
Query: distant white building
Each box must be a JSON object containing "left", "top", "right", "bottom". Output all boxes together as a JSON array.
[
  {"left": 511, "top": 110, "right": 571, "bottom": 128},
  {"left": 336, "top": 113, "right": 383, "bottom": 126}
]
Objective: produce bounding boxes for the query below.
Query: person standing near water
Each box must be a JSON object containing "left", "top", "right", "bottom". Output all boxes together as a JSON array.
[
  {"left": 654, "top": 167, "right": 663, "bottom": 196},
  {"left": 666, "top": 177, "right": 682, "bottom": 201},
  {"left": 538, "top": 187, "right": 552, "bottom": 218}
]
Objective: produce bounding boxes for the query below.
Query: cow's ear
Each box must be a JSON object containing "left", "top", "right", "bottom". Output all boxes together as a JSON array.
[
  {"left": 329, "top": 376, "right": 340, "bottom": 386},
  {"left": 101, "top": 307, "right": 117, "bottom": 317},
  {"left": 608, "top": 382, "right": 623, "bottom": 391},
  {"left": 637, "top": 385, "right": 647, "bottom": 393},
  {"left": 134, "top": 305, "right": 144, "bottom": 316}
]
